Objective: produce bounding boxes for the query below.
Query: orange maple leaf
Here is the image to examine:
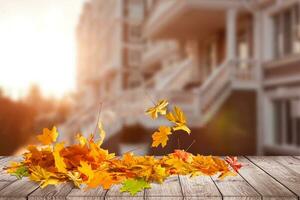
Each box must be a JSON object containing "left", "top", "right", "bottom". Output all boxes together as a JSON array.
[
  {"left": 152, "top": 126, "right": 172, "bottom": 148},
  {"left": 37, "top": 127, "right": 58, "bottom": 145},
  {"left": 87, "top": 171, "right": 120, "bottom": 189}
]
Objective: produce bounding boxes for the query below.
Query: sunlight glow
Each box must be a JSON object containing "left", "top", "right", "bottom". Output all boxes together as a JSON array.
[{"left": 0, "top": 0, "right": 85, "bottom": 99}]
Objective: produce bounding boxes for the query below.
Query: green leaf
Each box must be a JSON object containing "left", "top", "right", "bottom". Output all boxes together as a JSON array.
[
  {"left": 12, "top": 166, "right": 29, "bottom": 179},
  {"left": 120, "top": 179, "right": 151, "bottom": 196}
]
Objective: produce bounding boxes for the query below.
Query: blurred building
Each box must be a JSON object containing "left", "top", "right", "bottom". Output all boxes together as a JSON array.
[{"left": 62, "top": 0, "right": 300, "bottom": 155}]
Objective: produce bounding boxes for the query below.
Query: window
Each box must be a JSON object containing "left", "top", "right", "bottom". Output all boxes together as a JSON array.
[
  {"left": 273, "top": 99, "right": 300, "bottom": 147},
  {"left": 273, "top": 3, "right": 300, "bottom": 58}
]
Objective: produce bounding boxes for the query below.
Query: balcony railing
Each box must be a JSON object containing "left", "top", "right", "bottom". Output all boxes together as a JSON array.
[
  {"left": 154, "top": 58, "right": 193, "bottom": 90},
  {"left": 142, "top": 41, "right": 179, "bottom": 68},
  {"left": 199, "top": 61, "right": 232, "bottom": 116}
]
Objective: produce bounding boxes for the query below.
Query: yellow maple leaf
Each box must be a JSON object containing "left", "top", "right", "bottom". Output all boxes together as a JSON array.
[
  {"left": 66, "top": 171, "right": 82, "bottom": 188},
  {"left": 78, "top": 161, "right": 94, "bottom": 183},
  {"left": 166, "top": 106, "right": 191, "bottom": 134},
  {"left": 87, "top": 171, "right": 119, "bottom": 189},
  {"left": 146, "top": 99, "right": 168, "bottom": 119},
  {"left": 29, "top": 165, "right": 60, "bottom": 188},
  {"left": 152, "top": 126, "right": 172, "bottom": 148},
  {"left": 37, "top": 126, "right": 59, "bottom": 145},
  {"left": 152, "top": 164, "right": 168, "bottom": 183},
  {"left": 96, "top": 121, "right": 106, "bottom": 147},
  {"left": 53, "top": 142, "right": 67, "bottom": 173}
]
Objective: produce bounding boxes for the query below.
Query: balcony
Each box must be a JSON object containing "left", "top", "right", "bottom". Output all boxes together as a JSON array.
[
  {"left": 144, "top": 0, "right": 244, "bottom": 39},
  {"left": 263, "top": 54, "right": 300, "bottom": 88},
  {"left": 142, "top": 41, "right": 180, "bottom": 71}
]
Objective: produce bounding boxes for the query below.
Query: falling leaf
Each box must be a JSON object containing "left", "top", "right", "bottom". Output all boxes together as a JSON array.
[
  {"left": 152, "top": 126, "right": 172, "bottom": 148},
  {"left": 37, "top": 127, "right": 59, "bottom": 145},
  {"left": 120, "top": 179, "right": 151, "bottom": 195},
  {"left": 146, "top": 99, "right": 168, "bottom": 119},
  {"left": 53, "top": 143, "right": 67, "bottom": 173},
  {"left": 166, "top": 106, "right": 191, "bottom": 134},
  {"left": 225, "top": 156, "right": 243, "bottom": 172}
]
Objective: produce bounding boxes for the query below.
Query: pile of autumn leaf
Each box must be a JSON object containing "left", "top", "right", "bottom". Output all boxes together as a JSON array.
[{"left": 6, "top": 99, "right": 242, "bottom": 195}]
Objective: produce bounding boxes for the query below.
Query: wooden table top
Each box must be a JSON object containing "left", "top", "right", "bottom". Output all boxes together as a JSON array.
[{"left": 0, "top": 156, "right": 299, "bottom": 199}]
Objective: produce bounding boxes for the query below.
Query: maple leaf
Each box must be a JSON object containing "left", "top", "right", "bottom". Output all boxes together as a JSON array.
[
  {"left": 10, "top": 165, "right": 29, "bottom": 179},
  {"left": 152, "top": 164, "right": 168, "bottom": 183},
  {"left": 166, "top": 106, "right": 191, "bottom": 134},
  {"left": 29, "top": 165, "right": 60, "bottom": 188},
  {"left": 53, "top": 143, "right": 67, "bottom": 173},
  {"left": 66, "top": 171, "right": 82, "bottom": 188},
  {"left": 225, "top": 156, "right": 243, "bottom": 172},
  {"left": 78, "top": 161, "right": 94, "bottom": 183},
  {"left": 151, "top": 126, "right": 172, "bottom": 148},
  {"left": 173, "top": 149, "right": 193, "bottom": 163},
  {"left": 37, "top": 126, "right": 59, "bottom": 145},
  {"left": 146, "top": 99, "right": 168, "bottom": 119},
  {"left": 87, "top": 171, "right": 119, "bottom": 189},
  {"left": 120, "top": 179, "right": 151, "bottom": 195}
]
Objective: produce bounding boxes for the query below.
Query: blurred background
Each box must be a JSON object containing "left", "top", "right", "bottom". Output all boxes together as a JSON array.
[{"left": 0, "top": 0, "right": 300, "bottom": 156}]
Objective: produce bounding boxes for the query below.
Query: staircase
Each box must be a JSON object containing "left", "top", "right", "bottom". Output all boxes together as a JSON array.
[{"left": 60, "top": 59, "right": 258, "bottom": 143}]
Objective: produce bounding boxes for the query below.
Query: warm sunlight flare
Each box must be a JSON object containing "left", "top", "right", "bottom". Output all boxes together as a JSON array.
[{"left": 0, "top": 0, "right": 85, "bottom": 98}]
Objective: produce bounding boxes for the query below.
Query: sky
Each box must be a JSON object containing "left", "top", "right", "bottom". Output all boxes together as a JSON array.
[{"left": 0, "top": 0, "right": 86, "bottom": 99}]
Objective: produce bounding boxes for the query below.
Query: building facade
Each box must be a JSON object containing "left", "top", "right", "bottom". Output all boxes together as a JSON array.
[{"left": 62, "top": 0, "right": 300, "bottom": 155}]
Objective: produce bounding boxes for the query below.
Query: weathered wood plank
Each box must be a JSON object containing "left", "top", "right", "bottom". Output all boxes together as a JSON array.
[
  {"left": 240, "top": 157, "right": 297, "bottom": 199},
  {"left": 179, "top": 175, "right": 221, "bottom": 200},
  {"left": 67, "top": 187, "right": 107, "bottom": 200},
  {"left": 0, "top": 156, "right": 23, "bottom": 182},
  {"left": 247, "top": 156, "right": 300, "bottom": 198},
  {"left": 28, "top": 182, "right": 74, "bottom": 200},
  {"left": 145, "top": 175, "right": 182, "bottom": 200},
  {"left": 211, "top": 158, "right": 260, "bottom": 200},
  {"left": 105, "top": 184, "right": 144, "bottom": 200},
  {"left": 0, "top": 178, "right": 40, "bottom": 200},
  {"left": 0, "top": 181, "right": 12, "bottom": 191}
]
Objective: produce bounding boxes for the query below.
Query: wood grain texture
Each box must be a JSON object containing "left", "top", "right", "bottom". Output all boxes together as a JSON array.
[
  {"left": 0, "top": 156, "right": 23, "bottom": 182},
  {"left": 66, "top": 187, "right": 107, "bottom": 200},
  {"left": 145, "top": 175, "right": 182, "bottom": 200},
  {"left": 247, "top": 156, "right": 300, "bottom": 198},
  {"left": 240, "top": 157, "right": 297, "bottom": 199},
  {"left": 0, "top": 177, "right": 39, "bottom": 200},
  {"left": 28, "top": 182, "right": 74, "bottom": 200},
  {"left": 0, "top": 156, "right": 299, "bottom": 199},
  {"left": 105, "top": 184, "right": 144, "bottom": 200},
  {"left": 179, "top": 175, "right": 221, "bottom": 200},
  {"left": 0, "top": 181, "right": 11, "bottom": 191},
  {"left": 212, "top": 157, "right": 260, "bottom": 200}
]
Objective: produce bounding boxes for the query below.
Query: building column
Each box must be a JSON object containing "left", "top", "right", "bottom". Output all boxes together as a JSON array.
[
  {"left": 226, "top": 9, "right": 237, "bottom": 61},
  {"left": 185, "top": 40, "right": 200, "bottom": 81}
]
